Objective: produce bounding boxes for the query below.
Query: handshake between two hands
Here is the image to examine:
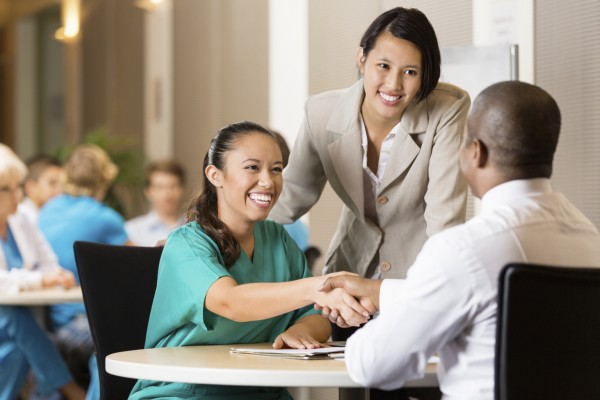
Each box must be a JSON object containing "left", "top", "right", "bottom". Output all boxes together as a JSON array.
[{"left": 313, "top": 272, "right": 382, "bottom": 328}]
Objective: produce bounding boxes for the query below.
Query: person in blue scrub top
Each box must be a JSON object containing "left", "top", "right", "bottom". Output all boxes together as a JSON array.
[
  {"left": 129, "top": 121, "right": 369, "bottom": 400},
  {"left": 39, "top": 144, "right": 131, "bottom": 400},
  {"left": 0, "top": 143, "right": 86, "bottom": 400}
]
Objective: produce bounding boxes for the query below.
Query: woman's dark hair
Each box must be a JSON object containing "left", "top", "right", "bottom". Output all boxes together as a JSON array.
[
  {"left": 188, "top": 121, "right": 275, "bottom": 267},
  {"left": 359, "top": 7, "right": 441, "bottom": 102}
]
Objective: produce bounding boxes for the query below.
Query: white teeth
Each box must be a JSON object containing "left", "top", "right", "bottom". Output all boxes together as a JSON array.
[
  {"left": 380, "top": 92, "right": 400, "bottom": 102},
  {"left": 249, "top": 193, "right": 272, "bottom": 203}
]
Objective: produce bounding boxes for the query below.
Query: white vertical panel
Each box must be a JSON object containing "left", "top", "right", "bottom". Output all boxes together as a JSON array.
[
  {"left": 145, "top": 0, "right": 173, "bottom": 159},
  {"left": 268, "top": 0, "right": 308, "bottom": 147}
]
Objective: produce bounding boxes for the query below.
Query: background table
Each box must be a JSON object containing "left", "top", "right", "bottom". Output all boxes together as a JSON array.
[
  {"left": 106, "top": 342, "right": 438, "bottom": 388},
  {"left": 0, "top": 286, "right": 83, "bottom": 305}
]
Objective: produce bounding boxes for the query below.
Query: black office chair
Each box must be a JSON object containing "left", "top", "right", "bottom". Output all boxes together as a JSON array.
[
  {"left": 74, "top": 241, "right": 163, "bottom": 400},
  {"left": 496, "top": 263, "right": 600, "bottom": 400},
  {"left": 303, "top": 245, "right": 322, "bottom": 272}
]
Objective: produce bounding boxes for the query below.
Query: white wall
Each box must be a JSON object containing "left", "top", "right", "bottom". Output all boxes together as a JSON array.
[
  {"left": 144, "top": 0, "right": 174, "bottom": 159},
  {"left": 473, "top": 0, "right": 534, "bottom": 83}
]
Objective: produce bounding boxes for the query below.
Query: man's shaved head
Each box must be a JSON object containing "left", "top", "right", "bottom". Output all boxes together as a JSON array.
[{"left": 466, "top": 81, "right": 561, "bottom": 179}]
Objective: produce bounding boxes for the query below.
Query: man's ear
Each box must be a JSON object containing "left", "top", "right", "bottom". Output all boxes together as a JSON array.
[
  {"left": 473, "top": 138, "right": 489, "bottom": 168},
  {"left": 205, "top": 165, "right": 223, "bottom": 188},
  {"left": 356, "top": 47, "right": 366, "bottom": 74}
]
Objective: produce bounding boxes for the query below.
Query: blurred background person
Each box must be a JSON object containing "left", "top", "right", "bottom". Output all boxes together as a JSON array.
[
  {"left": 271, "top": 131, "right": 310, "bottom": 252},
  {"left": 125, "top": 159, "right": 186, "bottom": 246},
  {"left": 0, "top": 143, "right": 85, "bottom": 400},
  {"left": 18, "top": 154, "right": 64, "bottom": 226},
  {"left": 38, "top": 144, "right": 130, "bottom": 400}
]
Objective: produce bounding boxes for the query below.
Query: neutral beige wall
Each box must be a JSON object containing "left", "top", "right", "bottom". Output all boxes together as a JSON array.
[
  {"left": 173, "top": 0, "right": 269, "bottom": 201},
  {"left": 537, "top": 0, "right": 600, "bottom": 228},
  {"left": 82, "top": 0, "right": 144, "bottom": 142},
  {"left": 382, "top": 0, "right": 472, "bottom": 46}
]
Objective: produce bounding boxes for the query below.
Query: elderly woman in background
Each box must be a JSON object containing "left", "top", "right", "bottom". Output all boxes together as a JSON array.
[
  {"left": 0, "top": 143, "right": 85, "bottom": 400},
  {"left": 39, "top": 144, "right": 130, "bottom": 400}
]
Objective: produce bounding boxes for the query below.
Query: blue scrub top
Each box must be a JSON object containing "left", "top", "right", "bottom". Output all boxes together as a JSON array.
[
  {"left": 0, "top": 225, "right": 23, "bottom": 270},
  {"left": 38, "top": 194, "right": 128, "bottom": 328}
]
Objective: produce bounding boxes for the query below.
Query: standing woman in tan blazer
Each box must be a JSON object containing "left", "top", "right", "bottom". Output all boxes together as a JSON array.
[{"left": 270, "top": 6, "right": 469, "bottom": 325}]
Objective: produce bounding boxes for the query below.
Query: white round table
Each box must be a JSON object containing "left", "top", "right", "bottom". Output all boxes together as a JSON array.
[
  {"left": 106, "top": 343, "right": 438, "bottom": 389},
  {"left": 0, "top": 286, "right": 83, "bottom": 305}
]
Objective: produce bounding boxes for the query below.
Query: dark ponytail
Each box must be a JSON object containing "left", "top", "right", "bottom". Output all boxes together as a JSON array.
[{"left": 187, "top": 121, "right": 275, "bottom": 267}]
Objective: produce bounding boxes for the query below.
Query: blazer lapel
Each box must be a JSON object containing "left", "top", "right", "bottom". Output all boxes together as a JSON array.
[
  {"left": 326, "top": 80, "right": 365, "bottom": 218},
  {"left": 379, "top": 99, "right": 429, "bottom": 192}
]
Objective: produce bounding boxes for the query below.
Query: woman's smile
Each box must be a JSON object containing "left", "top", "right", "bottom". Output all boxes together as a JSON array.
[
  {"left": 248, "top": 192, "right": 273, "bottom": 208},
  {"left": 378, "top": 91, "right": 404, "bottom": 106}
]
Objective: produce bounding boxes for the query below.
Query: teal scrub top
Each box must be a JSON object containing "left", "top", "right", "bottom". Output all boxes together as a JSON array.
[{"left": 129, "top": 220, "right": 319, "bottom": 400}]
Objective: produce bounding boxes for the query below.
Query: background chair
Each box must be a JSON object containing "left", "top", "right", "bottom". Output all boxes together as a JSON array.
[
  {"left": 496, "top": 263, "right": 600, "bottom": 400},
  {"left": 303, "top": 245, "right": 321, "bottom": 272},
  {"left": 74, "top": 241, "right": 163, "bottom": 400}
]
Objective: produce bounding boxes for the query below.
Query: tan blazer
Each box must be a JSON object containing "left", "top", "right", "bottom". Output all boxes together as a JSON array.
[{"left": 270, "top": 79, "right": 470, "bottom": 279}]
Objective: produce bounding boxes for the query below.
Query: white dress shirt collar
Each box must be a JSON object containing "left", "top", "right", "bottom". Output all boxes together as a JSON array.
[{"left": 480, "top": 178, "right": 552, "bottom": 214}]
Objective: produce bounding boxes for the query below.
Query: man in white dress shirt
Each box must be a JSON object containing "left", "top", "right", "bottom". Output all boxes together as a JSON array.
[
  {"left": 125, "top": 160, "right": 186, "bottom": 246},
  {"left": 317, "top": 81, "right": 600, "bottom": 400}
]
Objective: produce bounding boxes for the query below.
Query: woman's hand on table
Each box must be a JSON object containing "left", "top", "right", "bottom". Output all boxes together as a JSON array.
[{"left": 42, "top": 268, "right": 76, "bottom": 289}]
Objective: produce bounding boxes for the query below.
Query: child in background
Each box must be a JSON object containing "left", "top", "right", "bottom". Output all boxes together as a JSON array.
[{"left": 18, "top": 154, "right": 63, "bottom": 226}]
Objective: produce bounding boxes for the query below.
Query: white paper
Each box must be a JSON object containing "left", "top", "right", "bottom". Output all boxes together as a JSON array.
[{"left": 230, "top": 346, "right": 344, "bottom": 358}]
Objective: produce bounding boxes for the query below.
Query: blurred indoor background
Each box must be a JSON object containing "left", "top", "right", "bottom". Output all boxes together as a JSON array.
[
  {"left": 1, "top": 1, "right": 599, "bottom": 399},
  {"left": 0, "top": 0, "right": 599, "bottom": 281}
]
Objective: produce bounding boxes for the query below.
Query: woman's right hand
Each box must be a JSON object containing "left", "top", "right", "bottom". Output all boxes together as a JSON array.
[
  {"left": 314, "top": 272, "right": 371, "bottom": 327},
  {"left": 314, "top": 273, "right": 381, "bottom": 327}
]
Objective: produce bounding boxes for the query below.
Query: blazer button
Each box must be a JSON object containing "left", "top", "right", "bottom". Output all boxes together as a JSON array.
[
  {"left": 380, "top": 261, "right": 391, "bottom": 272},
  {"left": 377, "top": 196, "right": 389, "bottom": 205}
]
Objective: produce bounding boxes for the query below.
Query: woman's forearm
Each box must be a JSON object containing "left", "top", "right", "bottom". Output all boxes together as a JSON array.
[
  {"left": 206, "top": 274, "right": 370, "bottom": 325},
  {"left": 205, "top": 276, "right": 322, "bottom": 322}
]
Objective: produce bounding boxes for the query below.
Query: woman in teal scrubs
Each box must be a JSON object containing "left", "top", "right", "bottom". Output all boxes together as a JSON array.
[{"left": 129, "top": 121, "right": 369, "bottom": 400}]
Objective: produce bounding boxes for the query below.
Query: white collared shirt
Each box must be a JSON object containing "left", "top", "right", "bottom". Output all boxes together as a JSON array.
[
  {"left": 360, "top": 117, "right": 400, "bottom": 278},
  {"left": 0, "top": 210, "right": 62, "bottom": 293},
  {"left": 18, "top": 197, "right": 40, "bottom": 226},
  {"left": 345, "top": 179, "right": 600, "bottom": 399},
  {"left": 360, "top": 117, "right": 400, "bottom": 220},
  {"left": 125, "top": 211, "right": 185, "bottom": 247}
]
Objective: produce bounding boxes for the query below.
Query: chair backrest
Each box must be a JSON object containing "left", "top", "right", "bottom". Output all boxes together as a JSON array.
[
  {"left": 74, "top": 241, "right": 162, "bottom": 400},
  {"left": 496, "top": 263, "right": 600, "bottom": 400},
  {"left": 303, "top": 246, "right": 322, "bottom": 272}
]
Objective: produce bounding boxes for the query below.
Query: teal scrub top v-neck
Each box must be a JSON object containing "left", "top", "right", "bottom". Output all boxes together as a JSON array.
[{"left": 129, "top": 220, "right": 319, "bottom": 400}]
